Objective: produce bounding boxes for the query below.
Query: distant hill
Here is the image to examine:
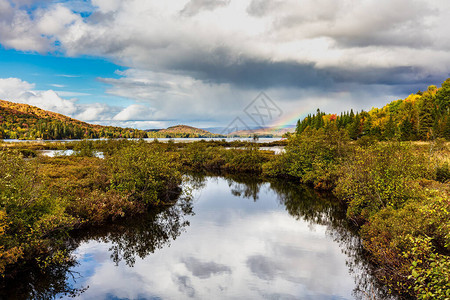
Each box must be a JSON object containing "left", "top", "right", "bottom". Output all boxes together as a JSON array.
[
  {"left": 147, "top": 125, "right": 218, "bottom": 138},
  {"left": 159, "top": 125, "right": 212, "bottom": 135},
  {"left": 0, "top": 99, "right": 148, "bottom": 140}
]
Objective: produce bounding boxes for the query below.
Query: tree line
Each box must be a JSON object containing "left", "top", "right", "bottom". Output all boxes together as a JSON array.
[{"left": 296, "top": 78, "right": 450, "bottom": 140}]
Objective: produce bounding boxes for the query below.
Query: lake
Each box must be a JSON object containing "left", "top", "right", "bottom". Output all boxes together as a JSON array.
[
  {"left": 2, "top": 137, "right": 283, "bottom": 144},
  {"left": 1, "top": 175, "right": 395, "bottom": 299}
]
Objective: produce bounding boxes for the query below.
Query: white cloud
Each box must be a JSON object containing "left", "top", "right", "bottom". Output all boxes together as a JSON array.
[
  {"left": 74, "top": 102, "right": 113, "bottom": 121},
  {"left": 1, "top": 0, "right": 449, "bottom": 74},
  {"left": 91, "top": 0, "right": 122, "bottom": 13},
  {"left": 113, "top": 104, "right": 155, "bottom": 121},
  {"left": 0, "top": 77, "right": 77, "bottom": 114},
  {"left": 0, "top": 77, "right": 34, "bottom": 99},
  {"left": 35, "top": 4, "right": 81, "bottom": 37},
  {"left": 0, "top": 77, "right": 145, "bottom": 124},
  {"left": 94, "top": 120, "right": 167, "bottom": 129},
  {"left": 55, "top": 91, "right": 91, "bottom": 97},
  {"left": 57, "top": 0, "right": 450, "bottom": 72},
  {"left": 100, "top": 69, "right": 244, "bottom": 124},
  {"left": 56, "top": 74, "right": 81, "bottom": 78},
  {"left": 0, "top": 0, "right": 50, "bottom": 52},
  {"left": 180, "top": 0, "right": 231, "bottom": 17}
]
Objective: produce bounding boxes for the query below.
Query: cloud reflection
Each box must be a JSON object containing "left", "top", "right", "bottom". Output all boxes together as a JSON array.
[
  {"left": 182, "top": 257, "right": 232, "bottom": 279},
  {"left": 61, "top": 176, "right": 361, "bottom": 300}
]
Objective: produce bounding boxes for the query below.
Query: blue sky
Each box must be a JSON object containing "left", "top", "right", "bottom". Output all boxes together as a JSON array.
[
  {"left": 0, "top": 47, "right": 127, "bottom": 105},
  {"left": 0, "top": 0, "right": 449, "bottom": 129}
]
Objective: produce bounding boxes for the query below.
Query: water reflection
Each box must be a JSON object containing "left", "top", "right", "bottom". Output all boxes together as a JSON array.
[
  {"left": 71, "top": 197, "right": 194, "bottom": 268},
  {"left": 0, "top": 197, "right": 193, "bottom": 299},
  {"left": 268, "top": 179, "right": 393, "bottom": 300},
  {"left": 1, "top": 175, "right": 396, "bottom": 299},
  {"left": 226, "top": 175, "right": 263, "bottom": 201},
  {"left": 0, "top": 260, "right": 87, "bottom": 300}
]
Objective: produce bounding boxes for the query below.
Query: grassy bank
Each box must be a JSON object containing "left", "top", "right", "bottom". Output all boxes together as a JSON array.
[{"left": 0, "top": 141, "right": 182, "bottom": 278}]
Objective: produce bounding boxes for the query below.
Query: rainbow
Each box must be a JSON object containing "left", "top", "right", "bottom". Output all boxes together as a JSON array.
[{"left": 269, "top": 107, "right": 312, "bottom": 132}]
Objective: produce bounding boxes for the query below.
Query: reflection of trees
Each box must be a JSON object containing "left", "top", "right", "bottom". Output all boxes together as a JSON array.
[
  {"left": 268, "top": 180, "right": 397, "bottom": 300},
  {"left": 0, "top": 197, "right": 193, "bottom": 299},
  {"left": 183, "top": 173, "right": 207, "bottom": 191},
  {"left": 226, "top": 175, "right": 263, "bottom": 202},
  {"left": 188, "top": 173, "right": 397, "bottom": 299},
  {"left": 0, "top": 257, "right": 86, "bottom": 299},
  {"left": 186, "top": 172, "right": 264, "bottom": 201},
  {"left": 72, "top": 196, "right": 194, "bottom": 267}
]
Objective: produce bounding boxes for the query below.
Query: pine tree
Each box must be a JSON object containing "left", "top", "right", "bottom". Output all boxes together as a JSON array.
[
  {"left": 349, "top": 113, "right": 361, "bottom": 140},
  {"left": 418, "top": 93, "right": 435, "bottom": 140}
]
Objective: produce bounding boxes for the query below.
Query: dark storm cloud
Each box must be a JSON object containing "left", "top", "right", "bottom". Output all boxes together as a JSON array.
[
  {"left": 174, "top": 58, "right": 331, "bottom": 89},
  {"left": 99, "top": 77, "right": 174, "bottom": 94},
  {"left": 331, "top": 32, "right": 432, "bottom": 49},
  {"left": 324, "top": 66, "right": 443, "bottom": 86},
  {"left": 169, "top": 50, "right": 443, "bottom": 92}
]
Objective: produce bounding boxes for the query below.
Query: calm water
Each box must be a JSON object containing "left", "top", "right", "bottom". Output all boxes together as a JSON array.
[
  {"left": 2, "top": 176, "right": 394, "bottom": 300},
  {"left": 2, "top": 137, "right": 283, "bottom": 143},
  {"left": 38, "top": 147, "right": 284, "bottom": 158}
]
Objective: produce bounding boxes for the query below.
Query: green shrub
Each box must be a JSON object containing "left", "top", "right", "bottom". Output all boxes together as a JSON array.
[
  {"left": 262, "top": 154, "right": 290, "bottom": 177},
  {"left": 69, "top": 190, "right": 144, "bottom": 224},
  {"left": 73, "top": 139, "right": 96, "bottom": 157},
  {"left": 274, "top": 127, "right": 348, "bottom": 189},
  {"left": 405, "top": 236, "right": 450, "bottom": 300},
  {"left": 108, "top": 141, "right": 182, "bottom": 205},
  {"left": 361, "top": 190, "right": 450, "bottom": 297},
  {"left": 18, "top": 149, "right": 37, "bottom": 158},
  {"left": 356, "top": 135, "right": 377, "bottom": 147},
  {"left": 436, "top": 162, "right": 450, "bottom": 183},
  {"left": 224, "top": 144, "right": 266, "bottom": 173},
  {"left": 181, "top": 142, "right": 268, "bottom": 173},
  {"left": 0, "top": 151, "right": 76, "bottom": 276},
  {"left": 334, "top": 142, "right": 430, "bottom": 220}
]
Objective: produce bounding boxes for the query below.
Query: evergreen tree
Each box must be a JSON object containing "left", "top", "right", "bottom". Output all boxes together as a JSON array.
[
  {"left": 348, "top": 113, "right": 361, "bottom": 140},
  {"left": 384, "top": 115, "right": 396, "bottom": 140},
  {"left": 400, "top": 118, "right": 414, "bottom": 141},
  {"left": 418, "top": 93, "right": 435, "bottom": 140},
  {"left": 436, "top": 78, "right": 450, "bottom": 116}
]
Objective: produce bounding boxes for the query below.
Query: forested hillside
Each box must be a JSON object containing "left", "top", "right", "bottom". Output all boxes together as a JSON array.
[
  {"left": 296, "top": 78, "right": 450, "bottom": 140},
  {"left": 0, "top": 100, "right": 147, "bottom": 139}
]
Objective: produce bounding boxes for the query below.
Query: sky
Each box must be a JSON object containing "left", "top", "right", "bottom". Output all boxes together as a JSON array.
[{"left": 0, "top": 0, "right": 450, "bottom": 130}]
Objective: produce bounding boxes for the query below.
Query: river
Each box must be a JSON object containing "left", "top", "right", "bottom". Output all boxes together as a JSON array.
[{"left": 1, "top": 175, "right": 396, "bottom": 299}]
